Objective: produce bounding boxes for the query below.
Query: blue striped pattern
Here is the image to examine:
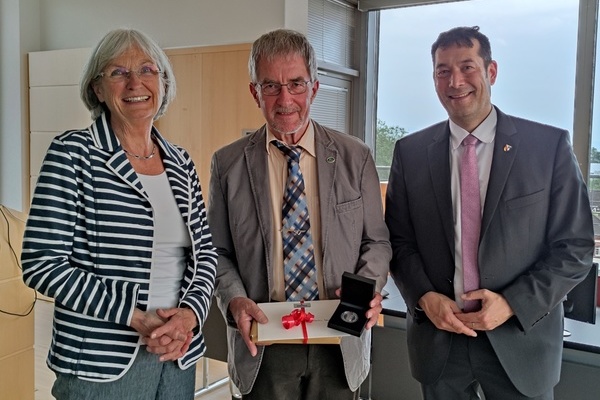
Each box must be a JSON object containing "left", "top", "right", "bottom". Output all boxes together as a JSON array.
[
  {"left": 22, "top": 113, "right": 217, "bottom": 381},
  {"left": 272, "top": 141, "right": 318, "bottom": 301}
]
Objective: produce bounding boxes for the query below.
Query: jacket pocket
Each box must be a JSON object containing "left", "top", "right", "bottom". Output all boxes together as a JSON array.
[
  {"left": 505, "top": 189, "right": 545, "bottom": 210},
  {"left": 335, "top": 197, "right": 363, "bottom": 214}
]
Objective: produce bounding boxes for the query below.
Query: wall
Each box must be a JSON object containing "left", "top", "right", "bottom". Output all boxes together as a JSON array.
[
  {"left": 37, "top": 0, "right": 287, "bottom": 50},
  {"left": 0, "top": 0, "right": 40, "bottom": 211},
  {"left": 0, "top": 0, "right": 307, "bottom": 211},
  {"left": 28, "top": 48, "right": 93, "bottom": 200}
]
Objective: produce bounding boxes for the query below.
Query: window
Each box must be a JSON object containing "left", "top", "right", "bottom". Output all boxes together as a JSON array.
[
  {"left": 311, "top": 73, "right": 352, "bottom": 134},
  {"left": 373, "top": 0, "right": 580, "bottom": 181},
  {"left": 589, "top": 19, "right": 600, "bottom": 265},
  {"left": 308, "top": 0, "right": 360, "bottom": 136}
]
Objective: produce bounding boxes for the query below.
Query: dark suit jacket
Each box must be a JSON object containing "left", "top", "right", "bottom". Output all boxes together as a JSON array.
[
  {"left": 385, "top": 107, "right": 594, "bottom": 397},
  {"left": 209, "top": 121, "right": 391, "bottom": 394}
]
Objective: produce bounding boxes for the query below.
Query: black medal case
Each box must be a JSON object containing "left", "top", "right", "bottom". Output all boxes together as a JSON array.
[{"left": 327, "top": 272, "right": 376, "bottom": 337}]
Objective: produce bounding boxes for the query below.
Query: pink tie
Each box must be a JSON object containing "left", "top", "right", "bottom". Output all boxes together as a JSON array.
[{"left": 461, "top": 135, "right": 481, "bottom": 312}]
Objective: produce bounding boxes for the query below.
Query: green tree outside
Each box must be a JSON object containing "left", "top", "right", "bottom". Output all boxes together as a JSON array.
[
  {"left": 591, "top": 147, "right": 600, "bottom": 163},
  {"left": 376, "top": 119, "right": 408, "bottom": 181}
]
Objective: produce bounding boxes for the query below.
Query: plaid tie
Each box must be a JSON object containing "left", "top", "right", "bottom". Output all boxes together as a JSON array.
[
  {"left": 461, "top": 134, "right": 481, "bottom": 312},
  {"left": 273, "top": 141, "right": 319, "bottom": 301}
]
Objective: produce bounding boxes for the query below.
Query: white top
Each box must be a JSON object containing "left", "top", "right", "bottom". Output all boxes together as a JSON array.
[
  {"left": 449, "top": 108, "right": 497, "bottom": 308},
  {"left": 138, "top": 172, "right": 191, "bottom": 310}
]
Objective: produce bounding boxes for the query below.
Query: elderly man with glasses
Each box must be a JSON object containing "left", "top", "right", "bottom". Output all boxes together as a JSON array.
[{"left": 208, "top": 29, "right": 391, "bottom": 400}]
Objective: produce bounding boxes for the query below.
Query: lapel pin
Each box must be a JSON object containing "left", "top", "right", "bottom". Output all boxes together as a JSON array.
[
  {"left": 326, "top": 156, "right": 335, "bottom": 163},
  {"left": 503, "top": 144, "right": 512, "bottom": 152}
]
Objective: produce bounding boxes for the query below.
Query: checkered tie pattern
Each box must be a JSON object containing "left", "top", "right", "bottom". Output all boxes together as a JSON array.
[
  {"left": 461, "top": 134, "right": 481, "bottom": 312},
  {"left": 273, "top": 141, "right": 319, "bottom": 301}
]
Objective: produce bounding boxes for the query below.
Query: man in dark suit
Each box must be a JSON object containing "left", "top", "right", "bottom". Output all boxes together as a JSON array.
[
  {"left": 208, "top": 29, "right": 391, "bottom": 399},
  {"left": 385, "top": 26, "right": 594, "bottom": 400}
]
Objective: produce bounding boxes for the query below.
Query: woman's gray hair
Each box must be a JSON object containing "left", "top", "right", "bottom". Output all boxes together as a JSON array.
[
  {"left": 80, "top": 28, "right": 176, "bottom": 120},
  {"left": 248, "top": 29, "right": 318, "bottom": 83}
]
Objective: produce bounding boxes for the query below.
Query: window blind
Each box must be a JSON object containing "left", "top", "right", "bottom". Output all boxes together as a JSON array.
[{"left": 308, "top": 0, "right": 358, "bottom": 70}]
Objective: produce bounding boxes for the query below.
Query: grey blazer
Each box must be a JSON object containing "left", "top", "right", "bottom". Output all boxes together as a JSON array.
[
  {"left": 385, "top": 107, "right": 594, "bottom": 397},
  {"left": 208, "top": 121, "right": 392, "bottom": 394}
]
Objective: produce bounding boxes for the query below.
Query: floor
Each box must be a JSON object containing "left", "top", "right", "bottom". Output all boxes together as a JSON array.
[{"left": 34, "top": 299, "right": 235, "bottom": 400}]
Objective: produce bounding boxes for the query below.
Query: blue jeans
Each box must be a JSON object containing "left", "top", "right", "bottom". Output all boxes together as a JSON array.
[{"left": 51, "top": 346, "right": 195, "bottom": 400}]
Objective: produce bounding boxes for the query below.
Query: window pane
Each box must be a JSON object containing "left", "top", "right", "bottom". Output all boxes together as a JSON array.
[
  {"left": 376, "top": 0, "right": 578, "bottom": 181},
  {"left": 589, "top": 24, "right": 600, "bottom": 262}
]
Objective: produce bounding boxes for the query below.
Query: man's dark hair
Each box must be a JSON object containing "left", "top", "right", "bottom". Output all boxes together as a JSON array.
[{"left": 431, "top": 26, "right": 492, "bottom": 67}]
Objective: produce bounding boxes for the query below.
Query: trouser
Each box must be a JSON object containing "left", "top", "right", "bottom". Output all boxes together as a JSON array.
[
  {"left": 51, "top": 346, "right": 195, "bottom": 400},
  {"left": 421, "top": 333, "right": 553, "bottom": 400},
  {"left": 242, "top": 343, "right": 357, "bottom": 400}
]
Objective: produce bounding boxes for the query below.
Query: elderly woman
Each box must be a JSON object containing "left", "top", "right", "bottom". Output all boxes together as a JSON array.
[{"left": 21, "top": 28, "right": 216, "bottom": 399}]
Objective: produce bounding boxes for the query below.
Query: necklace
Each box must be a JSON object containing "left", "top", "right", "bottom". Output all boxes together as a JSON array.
[{"left": 123, "top": 143, "right": 156, "bottom": 160}]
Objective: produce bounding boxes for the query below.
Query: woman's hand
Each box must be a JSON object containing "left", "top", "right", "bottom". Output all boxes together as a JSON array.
[
  {"left": 130, "top": 308, "right": 166, "bottom": 337},
  {"left": 130, "top": 307, "right": 197, "bottom": 361},
  {"left": 144, "top": 307, "right": 198, "bottom": 361}
]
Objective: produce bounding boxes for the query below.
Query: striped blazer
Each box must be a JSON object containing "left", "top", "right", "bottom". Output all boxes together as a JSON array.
[{"left": 21, "top": 113, "right": 217, "bottom": 381}]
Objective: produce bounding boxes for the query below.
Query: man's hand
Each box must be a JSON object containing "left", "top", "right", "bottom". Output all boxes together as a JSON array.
[
  {"left": 366, "top": 292, "right": 384, "bottom": 329},
  {"left": 229, "top": 297, "right": 268, "bottom": 357},
  {"left": 455, "top": 289, "right": 514, "bottom": 331},
  {"left": 418, "top": 291, "right": 477, "bottom": 337},
  {"left": 334, "top": 288, "right": 383, "bottom": 330}
]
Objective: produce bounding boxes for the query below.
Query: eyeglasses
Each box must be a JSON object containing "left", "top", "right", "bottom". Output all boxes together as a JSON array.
[
  {"left": 97, "top": 65, "right": 163, "bottom": 82},
  {"left": 256, "top": 80, "right": 311, "bottom": 96}
]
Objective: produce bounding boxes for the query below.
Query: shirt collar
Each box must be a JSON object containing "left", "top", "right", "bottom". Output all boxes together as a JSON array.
[
  {"left": 266, "top": 121, "right": 316, "bottom": 158},
  {"left": 450, "top": 107, "right": 497, "bottom": 151}
]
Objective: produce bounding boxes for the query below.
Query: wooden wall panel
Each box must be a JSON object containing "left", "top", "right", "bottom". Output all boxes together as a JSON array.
[
  {"left": 0, "top": 206, "right": 34, "bottom": 399},
  {"left": 0, "top": 349, "right": 35, "bottom": 400},
  {"left": 159, "top": 53, "right": 204, "bottom": 163},
  {"left": 30, "top": 132, "right": 57, "bottom": 176},
  {"left": 157, "top": 44, "right": 264, "bottom": 201},
  {"left": 29, "top": 48, "right": 90, "bottom": 87},
  {"left": 29, "top": 86, "right": 91, "bottom": 132}
]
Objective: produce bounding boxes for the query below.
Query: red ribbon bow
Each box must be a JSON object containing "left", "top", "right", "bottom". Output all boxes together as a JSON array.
[{"left": 281, "top": 302, "right": 315, "bottom": 344}]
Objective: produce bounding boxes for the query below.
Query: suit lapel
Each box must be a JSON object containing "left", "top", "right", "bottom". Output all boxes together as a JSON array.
[
  {"left": 428, "top": 124, "right": 455, "bottom": 253},
  {"left": 480, "top": 110, "right": 519, "bottom": 239},
  {"left": 244, "top": 127, "right": 273, "bottom": 254},
  {"left": 313, "top": 123, "right": 337, "bottom": 254},
  {"left": 92, "top": 113, "right": 146, "bottom": 199}
]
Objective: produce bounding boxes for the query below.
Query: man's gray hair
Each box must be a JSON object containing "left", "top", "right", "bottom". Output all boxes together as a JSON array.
[{"left": 248, "top": 29, "right": 318, "bottom": 83}]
